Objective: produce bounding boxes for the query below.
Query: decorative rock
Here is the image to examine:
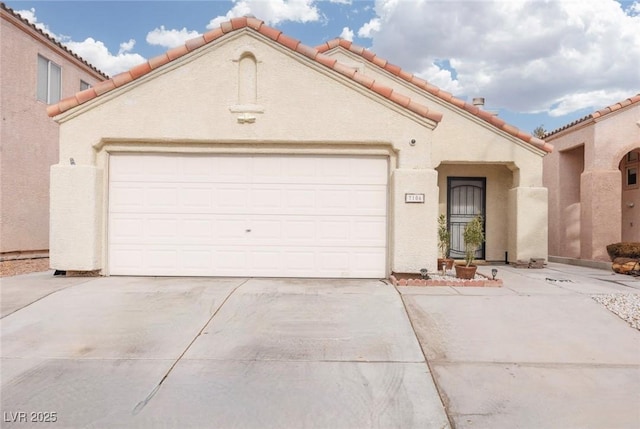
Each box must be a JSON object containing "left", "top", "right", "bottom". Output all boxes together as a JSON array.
[{"left": 612, "top": 257, "right": 640, "bottom": 275}]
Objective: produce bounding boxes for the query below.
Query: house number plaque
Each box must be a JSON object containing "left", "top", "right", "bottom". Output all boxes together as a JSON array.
[{"left": 405, "top": 193, "right": 425, "bottom": 203}]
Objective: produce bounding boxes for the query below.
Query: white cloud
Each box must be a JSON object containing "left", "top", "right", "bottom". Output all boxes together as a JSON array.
[
  {"left": 15, "top": 7, "right": 145, "bottom": 77},
  {"left": 118, "top": 39, "right": 136, "bottom": 55},
  {"left": 207, "top": 0, "right": 321, "bottom": 29},
  {"left": 357, "top": 17, "right": 380, "bottom": 38},
  {"left": 146, "top": 26, "right": 201, "bottom": 49},
  {"left": 339, "top": 26, "right": 354, "bottom": 41},
  {"left": 65, "top": 38, "right": 146, "bottom": 77},
  {"left": 15, "top": 8, "right": 55, "bottom": 37},
  {"left": 366, "top": 0, "right": 640, "bottom": 116},
  {"left": 547, "top": 89, "right": 634, "bottom": 117}
]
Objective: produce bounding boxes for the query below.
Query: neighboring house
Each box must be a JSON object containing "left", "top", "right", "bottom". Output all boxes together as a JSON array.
[
  {"left": 544, "top": 95, "right": 640, "bottom": 264},
  {"left": 0, "top": 2, "right": 107, "bottom": 260},
  {"left": 46, "top": 18, "right": 550, "bottom": 278}
]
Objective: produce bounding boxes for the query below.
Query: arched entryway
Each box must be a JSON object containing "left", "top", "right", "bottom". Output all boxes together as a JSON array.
[{"left": 619, "top": 148, "right": 640, "bottom": 242}]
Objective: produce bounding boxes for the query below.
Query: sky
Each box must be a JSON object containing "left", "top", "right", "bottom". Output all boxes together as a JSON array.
[{"left": 6, "top": 0, "right": 640, "bottom": 135}]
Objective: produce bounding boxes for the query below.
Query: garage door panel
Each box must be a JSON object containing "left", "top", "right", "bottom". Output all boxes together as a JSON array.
[{"left": 109, "top": 154, "right": 388, "bottom": 277}]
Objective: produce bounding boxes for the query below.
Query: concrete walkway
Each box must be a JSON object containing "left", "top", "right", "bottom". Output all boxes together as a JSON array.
[
  {"left": 1, "top": 263, "right": 639, "bottom": 428},
  {"left": 399, "top": 263, "right": 640, "bottom": 429}
]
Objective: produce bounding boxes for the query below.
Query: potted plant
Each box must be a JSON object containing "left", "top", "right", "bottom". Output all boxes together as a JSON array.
[
  {"left": 455, "top": 214, "right": 484, "bottom": 279},
  {"left": 437, "top": 214, "right": 454, "bottom": 271}
]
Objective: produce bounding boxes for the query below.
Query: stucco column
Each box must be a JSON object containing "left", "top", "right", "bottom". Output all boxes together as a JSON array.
[
  {"left": 580, "top": 170, "right": 621, "bottom": 261},
  {"left": 507, "top": 187, "right": 548, "bottom": 262},
  {"left": 389, "top": 168, "right": 438, "bottom": 273},
  {"left": 50, "top": 165, "right": 103, "bottom": 271}
]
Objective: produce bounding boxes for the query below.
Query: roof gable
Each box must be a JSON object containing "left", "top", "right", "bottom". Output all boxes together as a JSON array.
[
  {"left": 317, "top": 38, "right": 552, "bottom": 153},
  {"left": 47, "top": 17, "right": 442, "bottom": 124}
]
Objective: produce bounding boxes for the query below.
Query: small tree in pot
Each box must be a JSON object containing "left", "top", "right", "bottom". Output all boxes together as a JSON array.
[
  {"left": 437, "top": 214, "right": 454, "bottom": 271},
  {"left": 455, "top": 214, "right": 484, "bottom": 279}
]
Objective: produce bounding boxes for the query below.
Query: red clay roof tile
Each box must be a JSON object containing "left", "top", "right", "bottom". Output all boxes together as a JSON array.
[
  {"left": 258, "top": 25, "right": 282, "bottom": 41},
  {"left": 75, "top": 88, "right": 97, "bottom": 104},
  {"left": 389, "top": 90, "right": 411, "bottom": 108},
  {"left": 371, "top": 82, "right": 393, "bottom": 99},
  {"left": 317, "top": 38, "right": 551, "bottom": 152},
  {"left": 130, "top": 62, "right": 152, "bottom": 79},
  {"left": 231, "top": 17, "right": 247, "bottom": 30},
  {"left": 167, "top": 44, "right": 189, "bottom": 61},
  {"left": 295, "top": 43, "right": 318, "bottom": 60},
  {"left": 111, "top": 72, "right": 133, "bottom": 88},
  {"left": 48, "top": 19, "right": 442, "bottom": 124},
  {"left": 352, "top": 71, "right": 375, "bottom": 89},
  {"left": 276, "top": 33, "right": 300, "bottom": 51},
  {"left": 148, "top": 53, "right": 171, "bottom": 70},
  {"left": 333, "top": 61, "right": 358, "bottom": 79},
  {"left": 220, "top": 21, "right": 233, "bottom": 34},
  {"left": 315, "top": 53, "right": 337, "bottom": 69},
  {"left": 185, "top": 36, "right": 207, "bottom": 52},
  {"left": 246, "top": 17, "right": 263, "bottom": 30},
  {"left": 203, "top": 27, "right": 224, "bottom": 43},
  {"left": 93, "top": 79, "right": 116, "bottom": 96},
  {"left": 46, "top": 104, "right": 61, "bottom": 117}
]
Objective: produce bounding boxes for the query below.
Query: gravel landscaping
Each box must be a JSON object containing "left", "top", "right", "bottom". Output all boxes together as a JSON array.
[
  {"left": 592, "top": 293, "right": 640, "bottom": 330},
  {"left": 0, "top": 258, "right": 50, "bottom": 277}
]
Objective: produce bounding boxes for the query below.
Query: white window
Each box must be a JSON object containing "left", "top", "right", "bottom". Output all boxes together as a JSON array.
[
  {"left": 80, "top": 80, "right": 90, "bottom": 91},
  {"left": 37, "top": 55, "right": 61, "bottom": 103}
]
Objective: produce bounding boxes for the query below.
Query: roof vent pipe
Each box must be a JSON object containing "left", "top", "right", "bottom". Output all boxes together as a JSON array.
[{"left": 472, "top": 97, "right": 485, "bottom": 107}]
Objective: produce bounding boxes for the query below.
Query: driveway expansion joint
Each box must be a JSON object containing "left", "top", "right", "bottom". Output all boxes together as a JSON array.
[{"left": 131, "top": 277, "right": 249, "bottom": 415}]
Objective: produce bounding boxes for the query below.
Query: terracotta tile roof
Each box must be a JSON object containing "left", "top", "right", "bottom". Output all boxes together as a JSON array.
[
  {"left": 316, "top": 38, "right": 553, "bottom": 153},
  {"left": 544, "top": 93, "right": 640, "bottom": 138},
  {"left": 1, "top": 2, "right": 108, "bottom": 79},
  {"left": 47, "top": 17, "right": 443, "bottom": 124}
]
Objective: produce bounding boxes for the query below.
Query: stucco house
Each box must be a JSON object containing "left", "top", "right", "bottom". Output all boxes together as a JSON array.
[
  {"left": 47, "top": 17, "right": 550, "bottom": 278},
  {"left": 0, "top": 2, "right": 107, "bottom": 260},
  {"left": 544, "top": 94, "right": 640, "bottom": 265}
]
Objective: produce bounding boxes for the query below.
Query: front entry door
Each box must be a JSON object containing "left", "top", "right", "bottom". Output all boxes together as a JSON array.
[{"left": 447, "top": 177, "right": 486, "bottom": 260}]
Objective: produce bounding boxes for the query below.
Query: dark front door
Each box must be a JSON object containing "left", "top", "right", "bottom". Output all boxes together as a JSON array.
[{"left": 447, "top": 177, "right": 486, "bottom": 260}]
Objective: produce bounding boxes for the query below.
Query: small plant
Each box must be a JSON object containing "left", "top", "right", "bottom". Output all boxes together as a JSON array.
[
  {"left": 437, "top": 214, "right": 450, "bottom": 259},
  {"left": 463, "top": 214, "right": 484, "bottom": 267}
]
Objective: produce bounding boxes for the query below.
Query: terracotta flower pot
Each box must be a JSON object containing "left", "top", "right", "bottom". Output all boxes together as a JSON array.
[
  {"left": 455, "top": 264, "right": 477, "bottom": 279},
  {"left": 437, "top": 258, "right": 455, "bottom": 270}
]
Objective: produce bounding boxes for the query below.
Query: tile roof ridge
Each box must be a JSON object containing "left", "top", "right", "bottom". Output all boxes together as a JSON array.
[
  {"left": 1, "top": 2, "right": 108, "bottom": 79},
  {"left": 317, "top": 38, "right": 552, "bottom": 153},
  {"left": 544, "top": 93, "right": 640, "bottom": 138},
  {"left": 47, "top": 17, "right": 443, "bottom": 124}
]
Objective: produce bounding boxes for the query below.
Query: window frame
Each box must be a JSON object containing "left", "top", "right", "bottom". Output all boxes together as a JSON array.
[
  {"left": 37, "top": 54, "right": 61, "bottom": 104},
  {"left": 622, "top": 150, "right": 639, "bottom": 190}
]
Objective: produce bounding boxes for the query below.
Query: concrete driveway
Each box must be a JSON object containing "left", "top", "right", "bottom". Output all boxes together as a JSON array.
[
  {"left": 1, "top": 274, "right": 448, "bottom": 429},
  {"left": 1, "top": 263, "right": 639, "bottom": 428}
]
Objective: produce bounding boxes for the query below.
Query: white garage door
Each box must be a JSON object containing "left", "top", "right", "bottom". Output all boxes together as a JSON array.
[{"left": 108, "top": 154, "right": 388, "bottom": 278}]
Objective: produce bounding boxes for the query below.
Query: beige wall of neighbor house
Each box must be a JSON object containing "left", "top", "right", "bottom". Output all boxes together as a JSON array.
[
  {"left": 49, "top": 22, "right": 550, "bottom": 276},
  {"left": 0, "top": 4, "right": 106, "bottom": 258},
  {"left": 544, "top": 96, "right": 640, "bottom": 262}
]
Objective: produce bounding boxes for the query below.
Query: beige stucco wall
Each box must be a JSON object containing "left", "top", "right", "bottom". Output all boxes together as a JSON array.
[
  {"left": 0, "top": 10, "right": 104, "bottom": 256},
  {"left": 52, "top": 32, "right": 551, "bottom": 274},
  {"left": 52, "top": 31, "right": 441, "bottom": 274},
  {"left": 545, "top": 104, "right": 640, "bottom": 262}
]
